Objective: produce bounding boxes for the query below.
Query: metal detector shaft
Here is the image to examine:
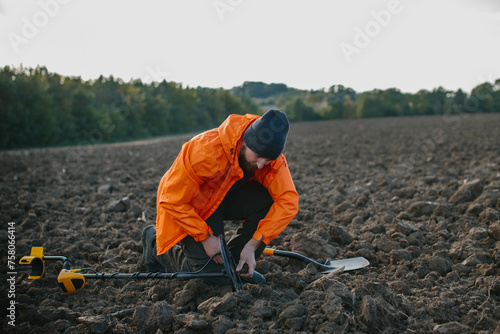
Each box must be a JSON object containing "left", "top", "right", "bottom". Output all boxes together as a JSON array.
[
  {"left": 80, "top": 272, "right": 228, "bottom": 280},
  {"left": 56, "top": 269, "right": 234, "bottom": 295},
  {"left": 44, "top": 255, "right": 72, "bottom": 269}
]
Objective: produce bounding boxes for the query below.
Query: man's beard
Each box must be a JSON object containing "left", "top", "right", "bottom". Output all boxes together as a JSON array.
[{"left": 238, "top": 145, "right": 257, "bottom": 173}]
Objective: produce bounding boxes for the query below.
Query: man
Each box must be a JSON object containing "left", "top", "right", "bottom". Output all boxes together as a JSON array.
[{"left": 142, "top": 109, "right": 299, "bottom": 285}]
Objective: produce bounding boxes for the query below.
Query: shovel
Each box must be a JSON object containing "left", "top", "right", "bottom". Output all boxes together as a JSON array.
[{"left": 263, "top": 248, "right": 369, "bottom": 273}]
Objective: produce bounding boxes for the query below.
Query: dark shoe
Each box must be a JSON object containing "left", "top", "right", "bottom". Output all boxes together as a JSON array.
[
  {"left": 141, "top": 225, "right": 166, "bottom": 273},
  {"left": 241, "top": 271, "right": 266, "bottom": 285}
]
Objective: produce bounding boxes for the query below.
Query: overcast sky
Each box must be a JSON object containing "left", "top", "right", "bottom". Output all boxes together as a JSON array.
[{"left": 1, "top": 0, "right": 499, "bottom": 93}]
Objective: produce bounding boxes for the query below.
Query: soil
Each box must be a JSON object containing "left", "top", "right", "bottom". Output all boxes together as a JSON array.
[{"left": 1, "top": 113, "right": 500, "bottom": 334}]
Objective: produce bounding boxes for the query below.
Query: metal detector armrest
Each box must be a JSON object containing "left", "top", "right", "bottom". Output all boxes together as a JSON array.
[
  {"left": 19, "top": 247, "right": 45, "bottom": 279},
  {"left": 19, "top": 247, "right": 72, "bottom": 279}
]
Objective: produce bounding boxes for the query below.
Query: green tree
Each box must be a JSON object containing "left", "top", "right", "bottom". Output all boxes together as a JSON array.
[
  {"left": 285, "top": 97, "right": 319, "bottom": 122},
  {"left": 493, "top": 79, "right": 500, "bottom": 113},
  {"left": 468, "top": 83, "right": 495, "bottom": 113},
  {"left": 319, "top": 100, "right": 343, "bottom": 120},
  {"left": 410, "top": 90, "right": 434, "bottom": 115}
]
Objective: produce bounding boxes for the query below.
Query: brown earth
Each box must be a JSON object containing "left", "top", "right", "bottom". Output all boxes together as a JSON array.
[{"left": 1, "top": 113, "right": 500, "bottom": 334}]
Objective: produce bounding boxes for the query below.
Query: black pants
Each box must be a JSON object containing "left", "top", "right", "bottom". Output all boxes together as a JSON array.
[{"left": 143, "top": 181, "right": 273, "bottom": 284}]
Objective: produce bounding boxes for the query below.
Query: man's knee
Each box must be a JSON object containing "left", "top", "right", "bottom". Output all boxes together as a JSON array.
[{"left": 141, "top": 225, "right": 166, "bottom": 272}]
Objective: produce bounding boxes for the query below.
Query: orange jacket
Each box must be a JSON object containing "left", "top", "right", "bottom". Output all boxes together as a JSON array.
[{"left": 156, "top": 113, "right": 299, "bottom": 255}]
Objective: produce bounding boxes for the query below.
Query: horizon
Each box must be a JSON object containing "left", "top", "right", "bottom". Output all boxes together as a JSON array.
[{"left": 5, "top": 63, "right": 497, "bottom": 96}]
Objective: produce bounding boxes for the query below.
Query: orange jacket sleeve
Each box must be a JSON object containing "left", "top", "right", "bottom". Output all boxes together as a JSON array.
[{"left": 252, "top": 154, "right": 299, "bottom": 245}]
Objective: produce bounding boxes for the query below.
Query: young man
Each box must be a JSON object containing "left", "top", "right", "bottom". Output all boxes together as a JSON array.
[{"left": 142, "top": 109, "right": 299, "bottom": 285}]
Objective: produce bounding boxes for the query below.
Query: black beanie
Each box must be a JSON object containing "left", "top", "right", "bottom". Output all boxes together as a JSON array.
[{"left": 243, "top": 109, "right": 289, "bottom": 160}]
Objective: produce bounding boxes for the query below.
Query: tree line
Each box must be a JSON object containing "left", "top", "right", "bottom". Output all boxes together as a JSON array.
[
  {"left": 232, "top": 81, "right": 500, "bottom": 122},
  {"left": 1, "top": 66, "right": 499, "bottom": 149},
  {"left": 0, "top": 66, "right": 259, "bottom": 149}
]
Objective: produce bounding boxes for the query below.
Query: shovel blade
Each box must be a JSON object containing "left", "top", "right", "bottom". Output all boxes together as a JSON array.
[{"left": 320, "top": 257, "right": 370, "bottom": 273}]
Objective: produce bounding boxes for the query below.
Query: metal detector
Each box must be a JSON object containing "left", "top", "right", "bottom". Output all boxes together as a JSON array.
[{"left": 19, "top": 235, "right": 243, "bottom": 294}]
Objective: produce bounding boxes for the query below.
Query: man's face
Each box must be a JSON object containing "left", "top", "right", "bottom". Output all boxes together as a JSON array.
[{"left": 239, "top": 143, "right": 272, "bottom": 173}]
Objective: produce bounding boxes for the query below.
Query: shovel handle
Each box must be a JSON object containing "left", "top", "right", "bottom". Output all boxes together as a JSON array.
[
  {"left": 263, "top": 248, "right": 309, "bottom": 262},
  {"left": 263, "top": 248, "right": 325, "bottom": 268},
  {"left": 263, "top": 248, "right": 275, "bottom": 256}
]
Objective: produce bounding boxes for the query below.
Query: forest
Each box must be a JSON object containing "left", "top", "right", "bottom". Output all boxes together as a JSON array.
[{"left": 1, "top": 65, "right": 499, "bottom": 149}]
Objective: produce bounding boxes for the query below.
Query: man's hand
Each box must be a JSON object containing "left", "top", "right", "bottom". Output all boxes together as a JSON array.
[
  {"left": 201, "top": 236, "right": 223, "bottom": 264},
  {"left": 236, "top": 238, "right": 263, "bottom": 278}
]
